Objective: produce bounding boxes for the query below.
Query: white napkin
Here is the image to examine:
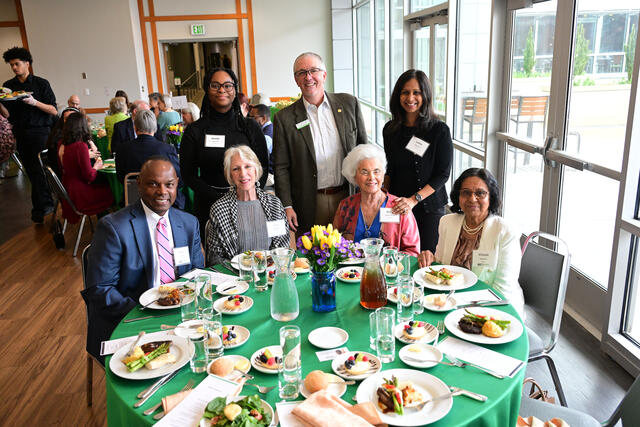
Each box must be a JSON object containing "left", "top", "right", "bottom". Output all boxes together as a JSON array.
[
  {"left": 438, "top": 336, "right": 525, "bottom": 378},
  {"left": 453, "top": 289, "right": 501, "bottom": 305}
]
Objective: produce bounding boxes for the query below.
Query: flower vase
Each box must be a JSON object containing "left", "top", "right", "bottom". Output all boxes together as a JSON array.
[{"left": 311, "top": 270, "right": 337, "bottom": 312}]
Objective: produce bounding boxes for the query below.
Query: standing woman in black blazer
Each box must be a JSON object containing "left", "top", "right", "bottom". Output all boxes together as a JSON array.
[
  {"left": 383, "top": 69, "right": 452, "bottom": 252},
  {"left": 180, "top": 68, "right": 269, "bottom": 232}
]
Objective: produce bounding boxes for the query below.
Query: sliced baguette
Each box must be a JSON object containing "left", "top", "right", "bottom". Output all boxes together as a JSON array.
[{"left": 145, "top": 352, "right": 176, "bottom": 370}]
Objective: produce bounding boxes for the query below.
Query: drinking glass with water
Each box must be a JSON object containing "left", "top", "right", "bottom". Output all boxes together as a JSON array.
[
  {"left": 189, "top": 332, "right": 208, "bottom": 373},
  {"left": 253, "top": 249, "right": 268, "bottom": 292},
  {"left": 396, "top": 278, "right": 414, "bottom": 323},
  {"left": 201, "top": 307, "right": 224, "bottom": 360},
  {"left": 382, "top": 246, "right": 399, "bottom": 286},
  {"left": 279, "top": 325, "right": 301, "bottom": 399},
  {"left": 180, "top": 286, "right": 198, "bottom": 322},
  {"left": 375, "top": 307, "right": 395, "bottom": 363},
  {"left": 195, "top": 274, "right": 213, "bottom": 316},
  {"left": 239, "top": 253, "right": 256, "bottom": 286}
]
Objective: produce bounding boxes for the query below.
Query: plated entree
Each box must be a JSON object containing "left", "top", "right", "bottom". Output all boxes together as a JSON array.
[
  {"left": 458, "top": 309, "right": 510, "bottom": 338},
  {"left": 121, "top": 340, "right": 176, "bottom": 372},
  {"left": 376, "top": 376, "right": 424, "bottom": 415},
  {"left": 425, "top": 267, "right": 464, "bottom": 286}
]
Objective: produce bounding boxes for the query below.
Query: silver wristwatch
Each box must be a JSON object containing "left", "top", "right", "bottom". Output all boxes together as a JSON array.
[{"left": 414, "top": 192, "right": 423, "bottom": 202}]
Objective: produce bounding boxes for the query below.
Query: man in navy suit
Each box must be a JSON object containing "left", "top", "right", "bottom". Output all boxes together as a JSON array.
[
  {"left": 249, "top": 103, "right": 274, "bottom": 173},
  {"left": 116, "top": 109, "right": 185, "bottom": 209},
  {"left": 81, "top": 158, "right": 204, "bottom": 362},
  {"left": 111, "top": 100, "right": 163, "bottom": 154}
]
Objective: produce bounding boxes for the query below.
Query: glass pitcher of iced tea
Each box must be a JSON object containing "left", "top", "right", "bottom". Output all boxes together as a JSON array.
[{"left": 360, "top": 238, "right": 387, "bottom": 309}]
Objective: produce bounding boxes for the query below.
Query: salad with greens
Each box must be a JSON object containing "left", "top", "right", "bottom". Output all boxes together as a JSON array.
[{"left": 201, "top": 394, "right": 272, "bottom": 426}]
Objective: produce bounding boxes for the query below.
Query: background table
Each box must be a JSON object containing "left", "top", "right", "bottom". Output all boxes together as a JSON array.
[
  {"left": 97, "top": 160, "right": 123, "bottom": 206},
  {"left": 106, "top": 259, "right": 528, "bottom": 426}
]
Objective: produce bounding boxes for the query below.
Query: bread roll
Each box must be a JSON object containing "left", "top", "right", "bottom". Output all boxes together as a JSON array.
[
  {"left": 304, "top": 370, "right": 329, "bottom": 394},
  {"left": 209, "top": 357, "right": 235, "bottom": 377}
]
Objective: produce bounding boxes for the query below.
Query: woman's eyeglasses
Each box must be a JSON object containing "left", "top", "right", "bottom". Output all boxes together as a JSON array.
[
  {"left": 209, "top": 82, "right": 235, "bottom": 92},
  {"left": 460, "top": 189, "right": 489, "bottom": 199}
]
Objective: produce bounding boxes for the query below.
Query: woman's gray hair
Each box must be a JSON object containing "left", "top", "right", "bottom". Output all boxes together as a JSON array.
[
  {"left": 341, "top": 144, "right": 387, "bottom": 186},
  {"left": 160, "top": 94, "right": 172, "bottom": 109},
  {"left": 109, "top": 96, "right": 127, "bottom": 115},
  {"left": 182, "top": 102, "right": 200, "bottom": 120},
  {"left": 223, "top": 145, "right": 263, "bottom": 186},
  {"left": 134, "top": 109, "right": 158, "bottom": 134}
]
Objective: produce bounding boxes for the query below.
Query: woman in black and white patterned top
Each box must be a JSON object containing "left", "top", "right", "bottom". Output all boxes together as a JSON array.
[{"left": 206, "top": 145, "right": 290, "bottom": 265}]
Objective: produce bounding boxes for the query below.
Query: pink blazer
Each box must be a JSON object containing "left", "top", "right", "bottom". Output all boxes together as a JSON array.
[{"left": 332, "top": 191, "right": 420, "bottom": 256}]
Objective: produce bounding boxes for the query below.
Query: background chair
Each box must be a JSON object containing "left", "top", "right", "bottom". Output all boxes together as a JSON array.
[
  {"left": 10, "top": 152, "right": 26, "bottom": 176},
  {"left": 43, "top": 166, "right": 93, "bottom": 256},
  {"left": 124, "top": 171, "right": 140, "bottom": 206},
  {"left": 520, "top": 231, "right": 571, "bottom": 407},
  {"left": 81, "top": 244, "right": 104, "bottom": 407},
  {"left": 510, "top": 95, "right": 549, "bottom": 138},
  {"left": 520, "top": 374, "right": 640, "bottom": 426},
  {"left": 462, "top": 97, "right": 487, "bottom": 143}
]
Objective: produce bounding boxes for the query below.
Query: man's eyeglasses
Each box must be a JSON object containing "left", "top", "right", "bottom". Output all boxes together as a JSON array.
[
  {"left": 209, "top": 82, "right": 236, "bottom": 92},
  {"left": 358, "top": 168, "right": 383, "bottom": 177},
  {"left": 294, "top": 68, "right": 325, "bottom": 79},
  {"left": 460, "top": 189, "right": 489, "bottom": 199}
]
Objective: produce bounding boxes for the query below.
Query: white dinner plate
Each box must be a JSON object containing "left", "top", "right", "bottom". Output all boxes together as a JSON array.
[
  {"left": 174, "top": 319, "right": 205, "bottom": 338},
  {"left": 300, "top": 373, "right": 347, "bottom": 398},
  {"left": 216, "top": 280, "right": 249, "bottom": 295},
  {"left": 138, "top": 283, "right": 193, "bottom": 310},
  {"left": 109, "top": 333, "right": 193, "bottom": 380},
  {"left": 356, "top": 369, "right": 453, "bottom": 426},
  {"left": 213, "top": 295, "right": 254, "bottom": 315},
  {"left": 250, "top": 345, "right": 282, "bottom": 374},
  {"left": 222, "top": 325, "right": 250, "bottom": 349},
  {"left": 413, "top": 265, "right": 478, "bottom": 291},
  {"left": 387, "top": 287, "right": 423, "bottom": 304},
  {"left": 398, "top": 343, "right": 443, "bottom": 369},
  {"left": 423, "top": 294, "right": 458, "bottom": 312},
  {"left": 308, "top": 327, "right": 349, "bottom": 349},
  {"left": 207, "top": 354, "right": 251, "bottom": 381},
  {"left": 394, "top": 321, "right": 438, "bottom": 345},
  {"left": 336, "top": 266, "right": 363, "bottom": 283},
  {"left": 444, "top": 307, "right": 524, "bottom": 345},
  {"left": 331, "top": 351, "right": 381, "bottom": 381}
]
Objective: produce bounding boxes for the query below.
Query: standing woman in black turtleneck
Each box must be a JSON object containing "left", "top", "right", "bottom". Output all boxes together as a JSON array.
[
  {"left": 383, "top": 69, "right": 452, "bottom": 252},
  {"left": 180, "top": 68, "right": 269, "bottom": 233}
]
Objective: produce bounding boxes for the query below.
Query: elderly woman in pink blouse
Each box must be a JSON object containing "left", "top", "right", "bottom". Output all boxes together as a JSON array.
[{"left": 333, "top": 144, "right": 420, "bottom": 255}]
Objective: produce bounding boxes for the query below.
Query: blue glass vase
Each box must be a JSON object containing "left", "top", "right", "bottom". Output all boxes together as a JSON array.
[{"left": 311, "top": 270, "right": 336, "bottom": 312}]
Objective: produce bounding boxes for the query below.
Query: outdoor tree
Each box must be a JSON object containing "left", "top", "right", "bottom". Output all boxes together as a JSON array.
[
  {"left": 523, "top": 27, "right": 535, "bottom": 77},
  {"left": 573, "top": 24, "right": 590, "bottom": 76},
  {"left": 625, "top": 24, "right": 636, "bottom": 83}
]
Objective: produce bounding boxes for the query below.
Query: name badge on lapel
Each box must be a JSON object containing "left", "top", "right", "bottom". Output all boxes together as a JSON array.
[
  {"left": 379, "top": 208, "right": 400, "bottom": 223},
  {"left": 266, "top": 220, "right": 287, "bottom": 237},
  {"left": 296, "top": 119, "right": 310, "bottom": 130},
  {"left": 173, "top": 246, "right": 191, "bottom": 266},
  {"left": 205, "top": 134, "right": 225, "bottom": 148},
  {"left": 405, "top": 136, "right": 430, "bottom": 157},
  {"left": 472, "top": 250, "right": 496, "bottom": 272}
]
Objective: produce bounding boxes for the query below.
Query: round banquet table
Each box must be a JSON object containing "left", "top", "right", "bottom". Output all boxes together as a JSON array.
[
  {"left": 97, "top": 160, "right": 123, "bottom": 206},
  {"left": 105, "top": 258, "right": 528, "bottom": 426}
]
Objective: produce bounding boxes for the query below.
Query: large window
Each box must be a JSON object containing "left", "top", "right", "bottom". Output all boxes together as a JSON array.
[{"left": 357, "top": 3, "right": 372, "bottom": 102}]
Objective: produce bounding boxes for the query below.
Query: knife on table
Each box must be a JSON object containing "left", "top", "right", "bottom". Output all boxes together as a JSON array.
[
  {"left": 124, "top": 313, "right": 174, "bottom": 323},
  {"left": 134, "top": 369, "right": 180, "bottom": 407},
  {"left": 138, "top": 371, "right": 174, "bottom": 398},
  {"left": 449, "top": 386, "right": 488, "bottom": 401},
  {"left": 223, "top": 260, "right": 239, "bottom": 275},
  {"left": 456, "top": 300, "right": 510, "bottom": 309}
]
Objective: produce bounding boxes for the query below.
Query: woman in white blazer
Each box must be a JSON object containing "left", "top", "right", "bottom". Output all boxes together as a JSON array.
[{"left": 418, "top": 168, "right": 524, "bottom": 317}]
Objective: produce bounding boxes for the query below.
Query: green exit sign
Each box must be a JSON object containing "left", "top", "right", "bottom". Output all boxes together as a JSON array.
[{"left": 190, "top": 24, "right": 205, "bottom": 36}]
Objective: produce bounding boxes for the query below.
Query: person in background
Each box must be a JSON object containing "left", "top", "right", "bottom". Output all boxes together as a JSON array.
[
  {"left": 59, "top": 112, "right": 112, "bottom": 222},
  {"left": 206, "top": 145, "right": 289, "bottom": 265},
  {"left": 333, "top": 144, "right": 420, "bottom": 255},
  {"left": 116, "top": 109, "right": 185, "bottom": 209},
  {"left": 156, "top": 94, "right": 181, "bottom": 133},
  {"left": 250, "top": 92, "right": 270, "bottom": 107},
  {"left": 47, "top": 107, "right": 98, "bottom": 176},
  {"left": 111, "top": 100, "right": 163, "bottom": 154},
  {"left": 81, "top": 157, "right": 204, "bottom": 363},
  {"left": 180, "top": 67, "right": 268, "bottom": 233},
  {"left": 2, "top": 46, "right": 57, "bottom": 223},
  {"left": 383, "top": 69, "right": 452, "bottom": 252},
  {"left": 115, "top": 89, "right": 130, "bottom": 113},
  {"left": 0, "top": 103, "right": 16, "bottom": 166},
  {"left": 273, "top": 51, "right": 367, "bottom": 234},
  {"left": 67, "top": 95, "right": 80, "bottom": 109},
  {"left": 417, "top": 168, "right": 524, "bottom": 316},
  {"left": 181, "top": 102, "right": 200, "bottom": 127},
  {"left": 148, "top": 92, "right": 161, "bottom": 118},
  {"left": 104, "top": 96, "right": 128, "bottom": 152},
  {"left": 249, "top": 103, "right": 274, "bottom": 175},
  {"left": 238, "top": 92, "right": 250, "bottom": 117}
]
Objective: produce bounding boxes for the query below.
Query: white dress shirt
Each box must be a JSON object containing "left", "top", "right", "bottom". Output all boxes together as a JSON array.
[
  {"left": 303, "top": 95, "right": 344, "bottom": 189},
  {"left": 141, "top": 201, "right": 175, "bottom": 287}
]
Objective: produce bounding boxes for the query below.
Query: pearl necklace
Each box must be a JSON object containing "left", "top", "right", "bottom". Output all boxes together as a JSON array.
[{"left": 462, "top": 219, "right": 484, "bottom": 235}]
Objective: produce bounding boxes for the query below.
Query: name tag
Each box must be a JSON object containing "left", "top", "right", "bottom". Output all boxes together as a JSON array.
[
  {"left": 379, "top": 208, "right": 400, "bottom": 223},
  {"left": 472, "top": 250, "right": 496, "bottom": 271},
  {"left": 173, "top": 246, "right": 191, "bottom": 266},
  {"left": 266, "top": 219, "right": 287, "bottom": 237},
  {"left": 405, "top": 136, "right": 430, "bottom": 157},
  {"left": 205, "top": 134, "right": 225, "bottom": 148},
  {"left": 296, "top": 119, "right": 310, "bottom": 130}
]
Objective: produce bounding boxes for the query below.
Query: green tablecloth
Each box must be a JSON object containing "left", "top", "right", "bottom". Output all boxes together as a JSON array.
[
  {"left": 98, "top": 162, "right": 123, "bottom": 207},
  {"left": 92, "top": 130, "right": 110, "bottom": 159},
  {"left": 106, "top": 259, "right": 528, "bottom": 426}
]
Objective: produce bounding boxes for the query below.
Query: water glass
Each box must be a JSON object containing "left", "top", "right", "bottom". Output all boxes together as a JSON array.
[
  {"left": 253, "top": 250, "right": 268, "bottom": 292},
  {"left": 195, "top": 274, "right": 213, "bottom": 315},
  {"left": 413, "top": 283, "right": 424, "bottom": 314},
  {"left": 396, "top": 278, "right": 414, "bottom": 323},
  {"left": 375, "top": 307, "right": 395, "bottom": 363},
  {"left": 189, "top": 332, "right": 208, "bottom": 373},
  {"left": 397, "top": 251, "right": 411, "bottom": 279},
  {"left": 180, "top": 287, "right": 198, "bottom": 322},
  {"left": 382, "top": 246, "right": 399, "bottom": 286},
  {"left": 201, "top": 308, "right": 224, "bottom": 360},
  {"left": 369, "top": 312, "right": 377, "bottom": 350},
  {"left": 239, "top": 253, "right": 256, "bottom": 286},
  {"left": 279, "top": 325, "right": 301, "bottom": 400}
]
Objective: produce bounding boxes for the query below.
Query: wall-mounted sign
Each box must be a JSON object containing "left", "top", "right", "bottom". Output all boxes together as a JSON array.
[
  {"left": 191, "top": 24, "right": 205, "bottom": 36},
  {"left": 174, "top": 77, "right": 182, "bottom": 86}
]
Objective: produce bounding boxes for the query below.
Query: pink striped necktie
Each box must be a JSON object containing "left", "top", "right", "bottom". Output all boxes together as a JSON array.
[{"left": 156, "top": 217, "right": 175, "bottom": 284}]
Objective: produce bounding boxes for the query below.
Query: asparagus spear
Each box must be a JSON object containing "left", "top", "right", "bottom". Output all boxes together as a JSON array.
[{"left": 126, "top": 342, "right": 170, "bottom": 372}]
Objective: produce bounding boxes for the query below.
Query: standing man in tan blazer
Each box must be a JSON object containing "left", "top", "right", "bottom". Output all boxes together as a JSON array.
[{"left": 273, "top": 52, "right": 367, "bottom": 234}]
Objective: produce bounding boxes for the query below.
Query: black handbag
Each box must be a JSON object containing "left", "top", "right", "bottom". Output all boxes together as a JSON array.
[{"left": 52, "top": 219, "right": 65, "bottom": 249}]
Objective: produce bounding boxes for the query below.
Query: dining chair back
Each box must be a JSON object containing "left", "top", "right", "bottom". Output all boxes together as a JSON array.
[
  {"left": 462, "top": 97, "right": 487, "bottom": 143},
  {"left": 81, "top": 244, "right": 100, "bottom": 407},
  {"left": 124, "top": 172, "right": 140, "bottom": 206},
  {"left": 204, "top": 219, "right": 212, "bottom": 260},
  {"left": 10, "top": 152, "right": 26, "bottom": 176},
  {"left": 43, "top": 166, "right": 93, "bottom": 256},
  {"left": 510, "top": 96, "right": 549, "bottom": 137},
  {"left": 519, "top": 231, "right": 570, "bottom": 406}
]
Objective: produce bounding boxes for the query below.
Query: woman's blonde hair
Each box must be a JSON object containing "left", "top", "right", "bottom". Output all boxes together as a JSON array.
[
  {"left": 223, "top": 145, "right": 263, "bottom": 186},
  {"left": 109, "top": 96, "right": 127, "bottom": 115}
]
